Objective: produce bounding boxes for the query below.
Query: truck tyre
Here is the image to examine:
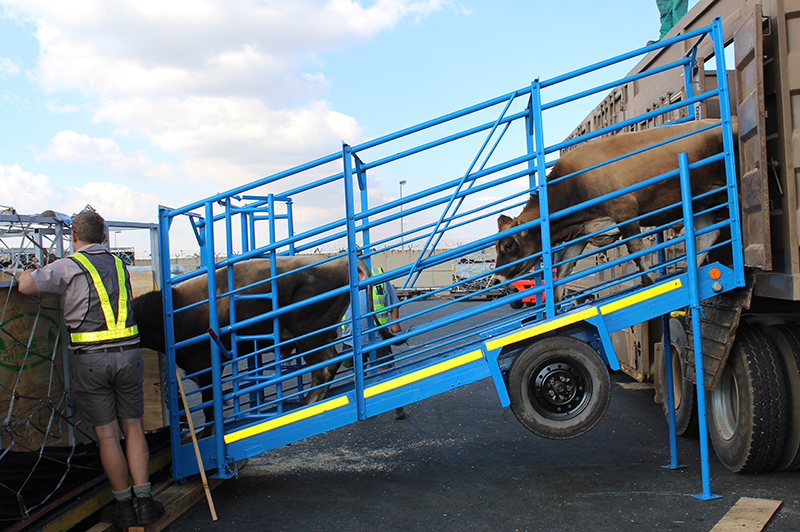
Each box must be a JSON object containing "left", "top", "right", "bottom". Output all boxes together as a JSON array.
[
  {"left": 763, "top": 325, "right": 800, "bottom": 471},
  {"left": 706, "top": 326, "right": 787, "bottom": 473},
  {"left": 508, "top": 336, "right": 611, "bottom": 440},
  {"left": 659, "top": 317, "right": 699, "bottom": 436}
]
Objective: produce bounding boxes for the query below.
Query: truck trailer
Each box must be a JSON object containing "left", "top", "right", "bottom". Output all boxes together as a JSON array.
[{"left": 566, "top": 0, "right": 800, "bottom": 475}]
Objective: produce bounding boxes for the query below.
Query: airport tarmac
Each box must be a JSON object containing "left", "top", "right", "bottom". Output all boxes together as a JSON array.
[{"left": 162, "top": 300, "right": 800, "bottom": 532}]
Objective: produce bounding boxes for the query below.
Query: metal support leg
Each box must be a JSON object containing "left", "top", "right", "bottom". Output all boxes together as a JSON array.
[
  {"left": 660, "top": 314, "right": 686, "bottom": 471},
  {"left": 678, "top": 152, "right": 721, "bottom": 500}
]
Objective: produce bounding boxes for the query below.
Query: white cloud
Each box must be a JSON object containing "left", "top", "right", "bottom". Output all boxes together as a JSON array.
[
  {"left": 10, "top": 0, "right": 447, "bottom": 102},
  {"left": 0, "top": 163, "right": 159, "bottom": 221},
  {"left": 94, "top": 97, "right": 368, "bottom": 185},
  {"left": 0, "top": 57, "right": 21, "bottom": 77},
  {"left": 45, "top": 99, "right": 82, "bottom": 113},
  {"left": 36, "top": 130, "right": 179, "bottom": 181}
]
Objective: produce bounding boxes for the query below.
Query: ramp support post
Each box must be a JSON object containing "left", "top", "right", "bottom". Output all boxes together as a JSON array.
[{"left": 678, "top": 152, "right": 721, "bottom": 501}]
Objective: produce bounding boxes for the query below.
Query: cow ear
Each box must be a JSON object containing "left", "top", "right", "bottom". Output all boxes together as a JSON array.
[{"left": 497, "top": 215, "right": 513, "bottom": 230}]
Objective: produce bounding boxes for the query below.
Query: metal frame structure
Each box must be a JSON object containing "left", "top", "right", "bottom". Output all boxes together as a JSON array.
[{"left": 159, "top": 19, "right": 740, "bottom": 498}]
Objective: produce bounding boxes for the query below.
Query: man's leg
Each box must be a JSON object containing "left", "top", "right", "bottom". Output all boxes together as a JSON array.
[
  {"left": 118, "top": 417, "right": 149, "bottom": 486},
  {"left": 119, "top": 416, "right": 165, "bottom": 524},
  {"left": 672, "top": 0, "right": 688, "bottom": 28},
  {"left": 94, "top": 421, "right": 130, "bottom": 491},
  {"left": 95, "top": 421, "right": 138, "bottom": 528}
]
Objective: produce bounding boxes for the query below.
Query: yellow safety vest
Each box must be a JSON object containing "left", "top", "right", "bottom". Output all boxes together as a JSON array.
[
  {"left": 341, "top": 268, "right": 391, "bottom": 329},
  {"left": 371, "top": 268, "right": 390, "bottom": 325},
  {"left": 69, "top": 251, "right": 139, "bottom": 344}
]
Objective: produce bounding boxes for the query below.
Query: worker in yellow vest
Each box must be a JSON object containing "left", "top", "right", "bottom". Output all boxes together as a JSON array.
[
  {"left": 341, "top": 267, "right": 405, "bottom": 419},
  {"left": 17, "top": 209, "right": 164, "bottom": 528}
]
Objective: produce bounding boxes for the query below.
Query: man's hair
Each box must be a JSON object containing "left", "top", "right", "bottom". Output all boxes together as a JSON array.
[{"left": 71, "top": 209, "right": 106, "bottom": 244}]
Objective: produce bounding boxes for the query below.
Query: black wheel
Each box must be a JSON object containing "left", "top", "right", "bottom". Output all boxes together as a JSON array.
[
  {"left": 706, "top": 326, "right": 787, "bottom": 473},
  {"left": 764, "top": 325, "right": 800, "bottom": 471},
  {"left": 508, "top": 336, "right": 611, "bottom": 440},
  {"left": 658, "top": 317, "right": 699, "bottom": 436},
  {"left": 508, "top": 286, "right": 523, "bottom": 310}
]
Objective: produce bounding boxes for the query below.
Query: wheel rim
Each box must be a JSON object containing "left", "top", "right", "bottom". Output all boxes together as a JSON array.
[
  {"left": 529, "top": 359, "right": 590, "bottom": 419},
  {"left": 710, "top": 364, "right": 739, "bottom": 441}
]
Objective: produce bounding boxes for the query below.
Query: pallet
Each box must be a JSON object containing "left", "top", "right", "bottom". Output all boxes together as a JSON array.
[{"left": 86, "top": 472, "right": 230, "bottom": 532}]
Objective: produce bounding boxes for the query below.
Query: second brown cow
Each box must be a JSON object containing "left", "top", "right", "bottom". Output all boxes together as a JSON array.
[{"left": 493, "top": 119, "right": 737, "bottom": 301}]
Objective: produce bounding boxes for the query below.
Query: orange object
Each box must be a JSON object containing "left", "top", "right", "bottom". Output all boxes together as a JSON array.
[
  {"left": 511, "top": 269, "right": 556, "bottom": 304},
  {"left": 709, "top": 267, "right": 722, "bottom": 280}
]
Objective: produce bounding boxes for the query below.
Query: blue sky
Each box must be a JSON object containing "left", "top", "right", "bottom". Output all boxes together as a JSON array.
[{"left": 1, "top": 0, "right": 701, "bottom": 255}]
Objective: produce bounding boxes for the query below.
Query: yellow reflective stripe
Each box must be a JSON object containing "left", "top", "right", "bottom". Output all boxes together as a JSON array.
[
  {"left": 599, "top": 278, "right": 682, "bottom": 315},
  {"left": 485, "top": 307, "right": 600, "bottom": 351},
  {"left": 114, "top": 255, "right": 129, "bottom": 329},
  {"left": 365, "top": 350, "right": 483, "bottom": 398},
  {"left": 485, "top": 278, "right": 684, "bottom": 352},
  {"left": 71, "top": 251, "right": 137, "bottom": 343},
  {"left": 224, "top": 395, "right": 350, "bottom": 444},
  {"left": 72, "top": 253, "right": 117, "bottom": 329},
  {"left": 70, "top": 325, "right": 139, "bottom": 343}
]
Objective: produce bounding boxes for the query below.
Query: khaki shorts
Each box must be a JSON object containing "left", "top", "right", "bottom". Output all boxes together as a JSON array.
[{"left": 70, "top": 346, "right": 144, "bottom": 427}]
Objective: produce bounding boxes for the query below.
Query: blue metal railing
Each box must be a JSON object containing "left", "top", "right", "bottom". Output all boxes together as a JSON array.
[{"left": 156, "top": 17, "right": 741, "bottom": 486}]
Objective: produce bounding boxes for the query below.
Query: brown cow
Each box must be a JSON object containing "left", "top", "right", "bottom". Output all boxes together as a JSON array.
[
  {"left": 493, "top": 119, "right": 737, "bottom": 301},
  {"left": 133, "top": 255, "right": 367, "bottom": 432}
]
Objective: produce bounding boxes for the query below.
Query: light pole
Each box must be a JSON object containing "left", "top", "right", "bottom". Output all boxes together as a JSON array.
[
  {"left": 399, "top": 180, "right": 407, "bottom": 248},
  {"left": 114, "top": 230, "right": 121, "bottom": 249}
]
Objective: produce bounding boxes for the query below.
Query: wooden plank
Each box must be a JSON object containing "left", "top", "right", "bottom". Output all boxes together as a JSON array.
[
  {"left": 86, "top": 476, "right": 225, "bottom": 532},
  {"left": 710, "top": 497, "right": 782, "bottom": 532}
]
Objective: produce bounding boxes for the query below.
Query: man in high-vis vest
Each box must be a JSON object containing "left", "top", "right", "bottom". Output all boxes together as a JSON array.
[
  {"left": 17, "top": 209, "right": 164, "bottom": 528},
  {"left": 341, "top": 267, "right": 405, "bottom": 419}
]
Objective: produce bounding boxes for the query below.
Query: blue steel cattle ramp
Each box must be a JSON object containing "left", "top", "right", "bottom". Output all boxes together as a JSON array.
[{"left": 156, "top": 18, "right": 740, "bottom": 499}]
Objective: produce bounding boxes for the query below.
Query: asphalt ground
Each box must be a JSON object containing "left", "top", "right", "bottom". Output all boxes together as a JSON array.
[{"left": 162, "top": 300, "right": 800, "bottom": 532}]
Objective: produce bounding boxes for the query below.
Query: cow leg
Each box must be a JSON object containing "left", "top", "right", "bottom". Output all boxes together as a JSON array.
[
  {"left": 189, "top": 372, "right": 217, "bottom": 438},
  {"left": 693, "top": 214, "right": 721, "bottom": 266},
  {"left": 301, "top": 347, "right": 342, "bottom": 405},
  {"left": 619, "top": 221, "right": 654, "bottom": 286},
  {"left": 554, "top": 240, "right": 588, "bottom": 302}
]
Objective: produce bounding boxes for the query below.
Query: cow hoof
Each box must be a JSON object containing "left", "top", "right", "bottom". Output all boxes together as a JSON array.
[{"left": 393, "top": 407, "right": 406, "bottom": 420}]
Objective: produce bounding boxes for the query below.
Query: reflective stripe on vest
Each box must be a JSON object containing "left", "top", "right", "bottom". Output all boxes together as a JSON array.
[
  {"left": 69, "top": 252, "right": 139, "bottom": 343},
  {"left": 371, "top": 268, "right": 389, "bottom": 325}
]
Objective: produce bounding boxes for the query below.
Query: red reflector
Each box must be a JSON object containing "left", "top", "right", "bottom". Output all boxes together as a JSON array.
[{"left": 709, "top": 268, "right": 722, "bottom": 280}]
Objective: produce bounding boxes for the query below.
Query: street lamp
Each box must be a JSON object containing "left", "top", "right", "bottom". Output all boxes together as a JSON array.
[{"left": 399, "top": 180, "right": 407, "bottom": 248}]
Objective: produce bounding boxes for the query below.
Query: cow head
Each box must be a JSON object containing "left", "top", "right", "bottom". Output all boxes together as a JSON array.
[{"left": 492, "top": 209, "right": 541, "bottom": 286}]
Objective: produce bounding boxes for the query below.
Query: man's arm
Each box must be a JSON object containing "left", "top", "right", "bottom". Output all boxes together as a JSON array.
[{"left": 16, "top": 271, "right": 39, "bottom": 297}]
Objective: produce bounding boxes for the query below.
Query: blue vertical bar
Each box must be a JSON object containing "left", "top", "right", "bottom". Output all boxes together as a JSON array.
[
  {"left": 354, "top": 155, "right": 371, "bottom": 266},
  {"left": 268, "top": 194, "right": 283, "bottom": 413},
  {"left": 158, "top": 206, "right": 184, "bottom": 480},
  {"left": 679, "top": 152, "right": 721, "bottom": 500},
  {"left": 203, "top": 201, "right": 227, "bottom": 476},
  {"left": 660, "top": 314, "right": 682, "bottom": 470},
  {"left": 286, "top": 198, "right": 296, "bottom": 256},
  {"left": 224, "top": 200, "right": 242, "bottom": 417},
  {"left": 342, "top": 144, "right": 365, "bottom": 418},
  {"left": 530, "top": 79, "right": 555, "bottom": 318},
  {"left": 711, "top": 16, "right": 744, "bottom": 286},
  {"left": 656, "top": 231, "right": 682, "bottom": 470},
  {"left": 240, "top": 210, "right": 250, "bottom": 255},
  {"left": 525, "top": 97, "right": 537, "bottom": 191}
]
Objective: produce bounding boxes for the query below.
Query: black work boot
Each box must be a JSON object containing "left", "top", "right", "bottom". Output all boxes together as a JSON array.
[
  {"left": 99, "top": 497, "right": 137, "bottom": 528},
  {"left": 136, "top": 495, "right": 166, "bottom": 525}
]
